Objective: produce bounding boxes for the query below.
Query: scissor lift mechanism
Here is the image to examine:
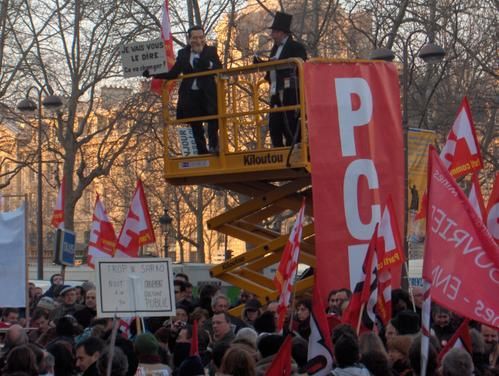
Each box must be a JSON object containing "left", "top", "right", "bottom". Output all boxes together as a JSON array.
[{"left": 161, "top": 59, "right": 315, "bottom": 315}]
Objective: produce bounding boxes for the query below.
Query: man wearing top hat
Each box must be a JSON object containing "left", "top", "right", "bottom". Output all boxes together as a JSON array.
[
  {"left": 145, "top": 26, "right": 222, "bottom": 154},
  {"left": 255, "top": 12, "right": 307, "bottom": 148}
]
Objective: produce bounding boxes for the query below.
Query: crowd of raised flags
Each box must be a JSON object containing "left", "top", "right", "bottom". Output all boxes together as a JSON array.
[{"left": 263, "top": 96, "right": 498, "bottom": 375}]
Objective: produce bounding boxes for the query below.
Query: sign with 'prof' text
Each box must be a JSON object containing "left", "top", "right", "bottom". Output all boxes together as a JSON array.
[
  {"left": 95, "top": 258, "right": 176, "bottom": 318},
  {"left": 120, "top": 38, "right": 168, "bottom": 78}
]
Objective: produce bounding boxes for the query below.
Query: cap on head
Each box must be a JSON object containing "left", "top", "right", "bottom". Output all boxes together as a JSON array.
[
  {"left": 269, "top": 11, "right": 293, "bottom": 33},
  {"left": 59, "top": 285, "right": 75, "bottom": 296}
]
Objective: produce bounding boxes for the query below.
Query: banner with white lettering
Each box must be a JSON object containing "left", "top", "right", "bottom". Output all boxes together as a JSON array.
[
  {"left": 424, "top": 147, "right": 499, "bottom": 328},
  {"left": 95, "top": 258, "right": 176, "bottom": 318},
  {"left": 304, "top": 61, "right": 404, "bottom": 292}
]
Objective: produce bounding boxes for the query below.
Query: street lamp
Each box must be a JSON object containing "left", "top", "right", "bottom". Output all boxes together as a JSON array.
[
  {"left": 159, "top": 209, "right": 172, "bottom": 258},
  {"left": 369, "top": 35, "right": 445, "bottom": 288},
  {"left": 17, "top": 87, "right": 63, "bottom": 280}
]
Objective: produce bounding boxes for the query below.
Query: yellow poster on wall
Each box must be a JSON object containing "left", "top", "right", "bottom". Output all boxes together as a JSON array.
[{"left": 407, "top": 128, "right": 436, "bottom": 243}]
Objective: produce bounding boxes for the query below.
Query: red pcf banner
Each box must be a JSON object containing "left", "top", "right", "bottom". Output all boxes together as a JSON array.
[
  {"left": 304, "top": 61, "right": 404, "bottom": 294},
  {"left": 424, "top": 147, "right": 499, "bottom": 328}
]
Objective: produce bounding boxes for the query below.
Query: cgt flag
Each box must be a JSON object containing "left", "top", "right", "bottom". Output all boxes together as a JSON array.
[
  {"left": 51, "top": 179, "right": 64, "bottom": 228},
  {"left": 439, "top": 97, "right": 483, "bottom": 179},
  {"left": 423, "top": 146, "right": 499, "bottom": 328},
  {"left": 115, "top": 180, "right": 156, "bottom": 258},
  {"left": 273, "top": 198, "right": 306, "bottom": 332},
  {"left": 87, "top": 194, "right": 117, "bottom": 269},
  {"left": 306, "top": 283, "right": 334, "bottom": 375}
]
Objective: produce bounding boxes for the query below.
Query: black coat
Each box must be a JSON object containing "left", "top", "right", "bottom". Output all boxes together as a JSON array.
[
  {"left": 267, "top": 36, "right": 307, "bottom": 93},
  {"left": 154, "top": 45, "right": 222, "bottom": 118}
]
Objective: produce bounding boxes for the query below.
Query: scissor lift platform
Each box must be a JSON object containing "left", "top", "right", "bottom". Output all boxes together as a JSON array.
[{"left": 161, "top": 59, "right": 315, "bottom": 315}]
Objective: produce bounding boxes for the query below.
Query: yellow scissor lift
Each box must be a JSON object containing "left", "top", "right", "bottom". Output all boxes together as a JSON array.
[{"left": 161, "top": 59, "right": 315, "bottom": 315}]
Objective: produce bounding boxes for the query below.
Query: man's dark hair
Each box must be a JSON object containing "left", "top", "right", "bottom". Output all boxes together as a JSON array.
[
  {"left": 55, "top": 316, "right": 76, "bottom": 337},
  {"left": 254, "top": 311, "right": 276, "bottom": 334},
  {"left": 175, "top": 272, "right": 189, "bottom": 282},
  {"left": 76, "top": 336, "right": 105, "bottom": 356},
  {"left": 2, "top": 307, "right": 19, "bottom": 318},
  {"left": 174, "top": 280, "right": 187, "bottom": 292},
  {"left": 334, "top": 333, "right": 360, "bottom": 368},
  {"left": 331, "top": 324, "right": 357, "bottom": 345},
  {"left": 31, "top": 308, "right": 49, "bottom": 321},
  {"left": 213, "top": 311, "right": 231, "bottom": 323},
  {"left": 187, "top": 25, "right": 204, "bottom": 38},
  {"left": 337, "top": 288, "right": 352, "bottom": 298}
]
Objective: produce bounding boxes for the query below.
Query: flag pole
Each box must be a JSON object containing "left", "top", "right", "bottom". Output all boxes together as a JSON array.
[
  {"left": 24, "top": 195, "right": 30, "bottom": 327},
  {"left": 287, "top": 267, "right": 301, "bottom": 334},
  {"left": 356, "top": 302, "right": 365, "bottom": 335},
  {"left": 404, "top": 261, "right": 416, "bottom": 312}
]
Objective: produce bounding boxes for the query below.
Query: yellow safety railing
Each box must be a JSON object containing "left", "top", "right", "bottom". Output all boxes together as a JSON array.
[{"left": 160, "top": 58, "right": 309, "bottom": 179}]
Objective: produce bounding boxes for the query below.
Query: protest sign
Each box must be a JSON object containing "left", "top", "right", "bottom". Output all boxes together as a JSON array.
[
  {"left": 305, "top": 61, "right": 404, "bottom": 292},
  {"left": 95, "top": 258, "right": 176, "bottom": 318},
  {"left": 120, "top": 39, "right": 168, "bottom": 78}
]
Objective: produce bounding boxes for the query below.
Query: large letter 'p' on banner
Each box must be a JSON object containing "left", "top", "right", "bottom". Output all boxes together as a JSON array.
[{"left": 305, "top": 61, "right": 404, "bottom": 294}]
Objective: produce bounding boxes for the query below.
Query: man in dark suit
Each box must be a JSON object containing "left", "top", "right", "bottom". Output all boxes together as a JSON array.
[
  {"left": 256, "top": 12, "right": 307, "bottom": 147},
  {"left": 147, "top": 26, "right": 222, "bottom": 154}
]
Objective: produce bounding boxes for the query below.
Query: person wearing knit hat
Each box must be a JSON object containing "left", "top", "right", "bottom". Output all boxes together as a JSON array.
[
  {"left": 134, "top": 332, "right": 171, "bottom": 376},
  {"left": 387, "top": 335, "right": 414, "bottom": 375},
  {"left": 242, "top": 299, "right": 262, "bottom": 327}
]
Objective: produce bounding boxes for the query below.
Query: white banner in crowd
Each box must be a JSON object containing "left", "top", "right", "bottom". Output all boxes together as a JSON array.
[
  {"left": 95, "top": 258, "right": 176, "bottom": 318},
  {"left": 0, "top": 204, "right": 26, "bottom": 307}
]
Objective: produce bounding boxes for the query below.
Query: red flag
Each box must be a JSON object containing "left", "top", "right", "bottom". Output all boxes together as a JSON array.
[
  {"left": 151, "top": 0, "right": 176, "bottom": 95},
  {"left": 51, "top": 179, "right": 64, "bottom": 228},
  {"left": 423, "top": 146, "right": 499, "bottom": 328},
  {"left": 274, "top": 199, "right": 306, "bottom": 332},
  {"left": 305, "top": 62, "right": 404, "bottom": 293},
  {"left": 342, "top": 226, "right": 378, "bottom": 332},
  {"left": 468, "top": 173, "right": 486, "bottom": 221},
  {"left": 115, "top": 180, "right": 156, "bottom": 258},
  {"left": 486, "top": 173, "right": 499, "bottom": 244},
  {"left": 376, "top": 197, "right": 404, "bottom": 325},
  {"left": 189, "top": 319, "right": 199, "bottom": 356},
  {"left": 87, "top": 194, "right": 117, "bottom": 269},
  {"left": 438, "top": 319, "right": 472, "bottom": 362},
  {"left": 264, "top": 335, "right": 293, "bottom": 376},
  {"left": 439, "top": 97, "right": 483, "bottom": 179},
  {"left": 306, "top": 284, "right": 334, "bottom": 375}
]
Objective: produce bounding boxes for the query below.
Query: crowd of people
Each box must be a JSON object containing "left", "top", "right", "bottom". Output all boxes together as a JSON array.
[{"left": 0, "top": 272, "right": 497, "bottom": 376}]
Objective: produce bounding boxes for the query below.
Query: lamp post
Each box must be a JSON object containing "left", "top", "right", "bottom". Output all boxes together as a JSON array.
[
  {"left": 369, "top": 35, "right": 445, "bottom": 287},
  {"left": 17, "top": 87, "right": 63, "bottom": 280},
  {"left": 159, "top": 209, "right": 172, "bottom": 258}
]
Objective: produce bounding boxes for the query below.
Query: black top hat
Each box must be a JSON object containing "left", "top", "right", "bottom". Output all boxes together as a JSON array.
[{"left": 269, "top": 11, "right": 292, "bottom": 33}]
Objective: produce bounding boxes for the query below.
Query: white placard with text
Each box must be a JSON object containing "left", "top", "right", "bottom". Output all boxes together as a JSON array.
[{"left": 95, "top": 258, "right": 176, "bottom": 318}]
